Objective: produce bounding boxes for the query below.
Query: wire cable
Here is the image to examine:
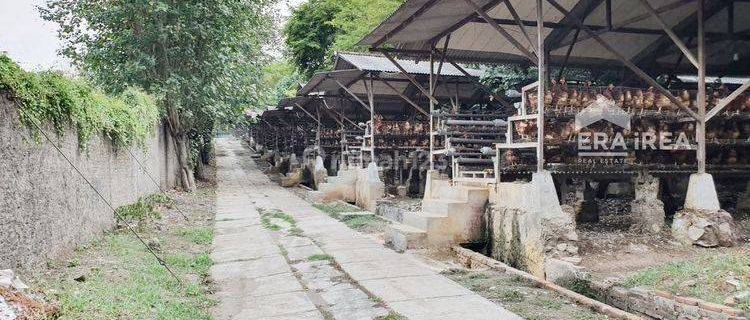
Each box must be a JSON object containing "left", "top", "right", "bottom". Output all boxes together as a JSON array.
[
  {"left": 125, "top": 147, "right": 190, "bottom": 221},
  {"left": 18, "top": 109, "right": 183, "bottom": 285}
]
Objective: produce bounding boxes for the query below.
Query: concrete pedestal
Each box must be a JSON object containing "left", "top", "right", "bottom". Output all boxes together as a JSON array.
[
  {"left": 683, "top": 173, "right": 721, "bottom": 211},
  {"left": 312, "top": 156, "right": 328, "bottom": 190}
]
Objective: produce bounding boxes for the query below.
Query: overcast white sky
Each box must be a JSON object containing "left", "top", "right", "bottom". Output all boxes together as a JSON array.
[
  {"left": 0, "top": 0, "right": 305, "bottom": 72},
  {"left": 0, "top": 0, "right": 73, "bottom": 72}
]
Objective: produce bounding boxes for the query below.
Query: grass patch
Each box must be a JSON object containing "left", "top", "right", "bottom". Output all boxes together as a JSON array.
[
  {"left": 307, "top": 254, "right": 334, "bottom": 262},
  {"left": 555, "top": 277, "right": 600, "bottom": 300},
  {"left": 376, "top": 312, "right": 407, "bottom": 320},
  {"left": 39, "top": 232, "right": 215, "bottom": 320},
  {"left": 33, "top": 180, "right": 217, "bottom": 320},
  {"left": 180, "top": 227, "right": 213, "bottom": 245},
  {"left": 623, "top": 252, "right": 750, "bottom": 311},
  {"left": 258, "top": 208, "right": 302, "bottom": 235},
  {"left": 341, "top": 215, "right": 384, "bottom": 230},
  {"left": 500, "top": 289, "right": 525, "bottom": 302},
  {"left": 313, "top": 202, "right": 360, "bottom": 219}
]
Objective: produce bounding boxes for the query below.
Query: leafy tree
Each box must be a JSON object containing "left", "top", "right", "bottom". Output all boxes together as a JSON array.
[
  {"left": 283, "top": 0, "right": 341, "bottom": 78},
  {"left": 42, "top": 0, "right": 275, "bottom": 190},
  {"left": 283, "top": 0, "right": 404, "bottom": 79},
  {"left": 260, "top": 59, "right": 303, "bottom": 107},
  {"left": 329, "top": 0, "right": 404, "bottom": 54}
]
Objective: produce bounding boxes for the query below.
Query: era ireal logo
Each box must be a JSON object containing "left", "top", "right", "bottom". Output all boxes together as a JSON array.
[
  {"left": 575, "top": 96, "right": 631, "bottom": 131},
  {"left": 576, "top": 95, "right": 692, "bottom": 158}
]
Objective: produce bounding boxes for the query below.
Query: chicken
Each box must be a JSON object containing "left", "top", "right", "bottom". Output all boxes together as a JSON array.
[{"left": 655, "top": 92, "right": 672, "bottom": 112}]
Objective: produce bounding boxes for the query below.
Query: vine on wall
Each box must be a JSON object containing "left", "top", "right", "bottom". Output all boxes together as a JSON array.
[{"left": 0, "top": 55, "right": 159, "bottom": 150}]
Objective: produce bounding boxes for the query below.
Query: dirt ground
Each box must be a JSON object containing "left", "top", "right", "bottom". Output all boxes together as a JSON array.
[{"left": 578, "top": 198, "right": 750, "bottom": 279}]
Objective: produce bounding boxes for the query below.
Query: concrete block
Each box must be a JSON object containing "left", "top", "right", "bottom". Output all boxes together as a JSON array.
[{"left": 385, "top": 222, "right": 427, "bottom": 252}]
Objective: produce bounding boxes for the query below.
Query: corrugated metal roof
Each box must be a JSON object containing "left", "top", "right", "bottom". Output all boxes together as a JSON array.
[
  {"left": 335, "top": 51, "right": 483, "bottom": 77},
  {"left": 358, "top": 0, "right": 750, "bottom": 73}
]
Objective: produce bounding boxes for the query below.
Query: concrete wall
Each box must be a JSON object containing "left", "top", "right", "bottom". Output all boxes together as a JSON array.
[{"left": 0, "top": 97, "right": 178, "bottom": 269}]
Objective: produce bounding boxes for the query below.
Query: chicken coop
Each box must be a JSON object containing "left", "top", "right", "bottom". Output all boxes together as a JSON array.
[
  {"left": 359, "top": 0, "right": 750, "bottom": 223},
  {"left": 297, "top": 52, "right": 494, "bottom": 195}
]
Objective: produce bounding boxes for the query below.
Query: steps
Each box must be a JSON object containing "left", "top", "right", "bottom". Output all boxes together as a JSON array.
[
  {"left": 384, "top": 182, "right": 491, "bottom": 251},
  {"left": 386, "top": 222, "right": 427, "bottom": 252}
]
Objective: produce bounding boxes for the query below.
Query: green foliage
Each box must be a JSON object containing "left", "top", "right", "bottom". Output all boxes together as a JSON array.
[
  {"left": 41, "top": 0, "right": 276, "bottom": 171},
  {"left": 623, "top": 252, "right": 750, "bottom": 311},
  {"left": 329, "top": 0, "right": 405, "bottom": 54},
  {"left": 284, "top": 0, "right": 342, "bottom": 78},
  {"left": 258, "top": 59, "right": 303, "bottom": 108},
  {"left": 0, "top": 55, "right": 159, "bottom": 150},
  {"left": 307, "top": 254, "right": 334, "bottom": 262},
  {"left": 283, "top": 0, "right": 403, "bottom": 78},
  {"left": 180, "top": 227, "right": 214, "bottom": 245},
  {"left": 480, "top": 65, "right": 538, "bottom": 96},
  {"left": 115, "top": 197, "right": 162, "bottom": 223}
]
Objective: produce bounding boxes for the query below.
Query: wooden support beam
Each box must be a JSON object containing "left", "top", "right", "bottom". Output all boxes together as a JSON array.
[
  {"left": 380, "top": 79, "right": 430, "bottom": 116},
  {"left": 429, "top": 52, "right": 435, "bottom": 170},
  {"left": 705, "top": 80, "right": 750, "bottom": 121},
  {"left": 554, "top": 0, "right": 695, "bottom": 49},
  {"left": 373, "top": 0, "right": 442, "bottom": 47},
  {"left": 696, "top": 0, "right": 706, "bottom": 173},
  {"left": 365, "top": 78, "right": 376, "bottom": 161},
  {"left": 505, "top": 1, "right": 537, "bottom": 56},
  {"left": 429, "top": 0, "right": 505, "bottom": 44},
  {"left": 637, "top": 0, "right": 699, "bottom": 68},
  {"left": 381, "top": 51, "right": 440, "bottom": 105},
  {"left": 546, "top": 0, "right": 701, "bottom": 121},
  {"left": 463, "top": 0, "right": 538, "bottom": 63},
  {"left": 431, "top": 34, "right": 451, "bottom": 93},
  {"left": 558, "top": 27, "right": 580, "bottom": 81},
  {"left": 537, "top": 0, "right": 546, "bottom": 173},
  {"left": 334, "top": 79, "right": 372, "bottom": 112},
  {"left": 294, "top": 103, "right": 321, "bottom": 125},
  {"left": 320, "top": 104, "right": 345, "bottom": 127},
  {"left": 322, "top": 101, "right": 363, "bottom": 130}
]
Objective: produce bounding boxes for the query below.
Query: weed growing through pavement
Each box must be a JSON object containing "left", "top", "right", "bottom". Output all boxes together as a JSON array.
[{"left": 307, "top": 254, "right": 333, "bottom": 262}]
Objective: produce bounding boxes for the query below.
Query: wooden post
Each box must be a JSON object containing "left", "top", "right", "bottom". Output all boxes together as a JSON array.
[
  {"left": 537, "top": 0, "right": 545, "bottom": 173},
  {"left": 429, "top": 50, "right": 436, "bottom": 170},
  {"left": 696, "top": 0, "right": 706, "bottom": 173},
  {"left": 316, "top": 105, "right": 321, "bottom": 150},
  {"left": 366, "top": 77, "right": 376, "bottom": 162}
]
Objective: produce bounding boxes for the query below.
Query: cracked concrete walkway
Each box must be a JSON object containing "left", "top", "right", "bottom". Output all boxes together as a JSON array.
[{"left": 209, "top": 138, "right": 520, "bottom": 320}]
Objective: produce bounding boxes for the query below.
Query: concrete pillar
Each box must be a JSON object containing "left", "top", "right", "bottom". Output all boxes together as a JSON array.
[
  {"left": 313, "top": 155, "right": 328, "bottom": 189},
  {"left": 630, "top": 172, "right": 665, "bottom": 233}
]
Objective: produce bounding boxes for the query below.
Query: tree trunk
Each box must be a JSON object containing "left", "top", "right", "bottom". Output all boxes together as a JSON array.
[
  {"left": 194, "top": 137, "right": 212, "bottom": 182},
  {"left": 173, "top": 133, "right": 196, "bottom": 192},
  {"left": 165, "top": 104, "right": 196, "bottom": 192}
]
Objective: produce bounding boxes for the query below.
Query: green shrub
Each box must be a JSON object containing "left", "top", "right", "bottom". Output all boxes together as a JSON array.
[
  {"left": 0, "top": 54, "right": 159, "bottom": 150},
  {"left": 116, "top": 198, "right": 161, "bottom": 222}
]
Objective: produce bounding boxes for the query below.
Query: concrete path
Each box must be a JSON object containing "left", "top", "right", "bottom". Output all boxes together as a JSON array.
[{"left": 210, "top": 138, "right": 520, "bottom": 320}]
